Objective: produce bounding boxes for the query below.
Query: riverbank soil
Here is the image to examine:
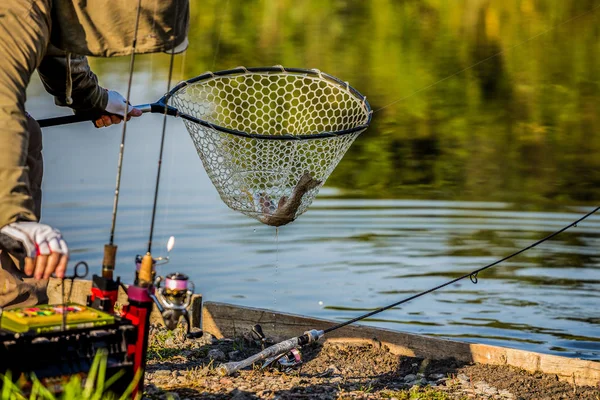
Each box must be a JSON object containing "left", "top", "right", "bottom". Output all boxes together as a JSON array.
[{"left": 144, "top": 326, "right": 600, "bottom": 400}]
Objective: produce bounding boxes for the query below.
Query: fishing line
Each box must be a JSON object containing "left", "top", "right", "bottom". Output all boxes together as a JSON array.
[
  {"left": 216, "top": 205, "right": 599, "bottom": 375},
  {"left": 159, "top": 33, "right": 189, "bottom": 250},
  {"left": 323, "top": 206, "right": 600, "bottom": 334},
  {"left": 108, "top": 0, "right": 144, "bottom": 246},
  {"left": 373, "top": 3, "right": 600, "bottom": 114},
  {"left": 146, "top": 2, "right": 181, "bottom": 254}
]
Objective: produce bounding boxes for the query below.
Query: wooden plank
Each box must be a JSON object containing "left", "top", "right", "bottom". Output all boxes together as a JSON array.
[{"left": 202, "top": 301, "right": 600, "bottom": 387}]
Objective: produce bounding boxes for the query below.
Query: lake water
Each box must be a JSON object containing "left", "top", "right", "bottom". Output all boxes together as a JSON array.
[{"left": 25, "top": 0, "right": 599, "bottom": 360}]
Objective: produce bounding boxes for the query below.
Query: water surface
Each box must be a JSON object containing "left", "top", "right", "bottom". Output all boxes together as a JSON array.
[{"left": 25, "top": 0, "right": 600, "bottom": 360}]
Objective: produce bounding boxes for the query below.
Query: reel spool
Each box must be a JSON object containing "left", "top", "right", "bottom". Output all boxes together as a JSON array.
[{"left": 156, "top": 272, "right": 195, "bottom": 311}]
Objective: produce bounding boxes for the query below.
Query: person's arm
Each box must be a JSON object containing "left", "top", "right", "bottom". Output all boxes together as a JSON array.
[
  {"left": 37, "top": 45, "right": 108, "bottom": 113},
  {"left": 0, "top": 5, "right": 48, "bottom": 229},
  {"left": 0, "top": 1, "right": 68, "bottom": 278},
  {"left": 37, "top": 45, "right": 141, "bottom": 127}
]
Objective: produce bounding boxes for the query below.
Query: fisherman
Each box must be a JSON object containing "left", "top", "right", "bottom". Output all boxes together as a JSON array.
[{"left": 0, "top": 0, "right": 189, "bottom": 309}]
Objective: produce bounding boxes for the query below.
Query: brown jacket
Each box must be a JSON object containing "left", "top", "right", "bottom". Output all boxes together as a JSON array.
[
  {"left": 0, "top": 0, "right": 189, "bottom": 308},
  {"left": 0, "top": 0, "right": 110, "bottom": 231}
]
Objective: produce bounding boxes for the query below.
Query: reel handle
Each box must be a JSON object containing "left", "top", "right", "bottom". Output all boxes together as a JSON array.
[{"left": 252, "top": 324, "right": 266, "bottom": 339}]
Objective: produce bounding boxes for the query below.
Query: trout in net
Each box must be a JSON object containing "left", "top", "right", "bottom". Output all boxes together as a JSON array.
[
  {"left": 166, "top": 67, "right": 371, "bottom": 226},
  {"left": 259, "top": 172, "right": 322, "bottom": 227}
]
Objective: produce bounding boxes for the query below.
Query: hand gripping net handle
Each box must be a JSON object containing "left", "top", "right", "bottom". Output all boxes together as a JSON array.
[{"left": 167, "top": 67, "right": 372, "bottom": 226}]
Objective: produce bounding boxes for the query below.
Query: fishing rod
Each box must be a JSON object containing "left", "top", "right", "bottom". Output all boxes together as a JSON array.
[
  {"left": 86, "top": 0, "right": 144, "bottom": 317},
  {"left": 217, "top": 205, "right": 600, "bottom": 375},
  {"left": 133, "top": 0, "right": 201, "bottom": 341},
  {"left": 109, "top": 3, "right": 203, "bottom": 397}
]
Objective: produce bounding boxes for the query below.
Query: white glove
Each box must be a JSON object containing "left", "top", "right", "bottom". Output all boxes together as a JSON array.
[
  {"left": 0, "top": 222, "right": 68, "bottom": 259},
  {"left": 95, "top": 90, "right": 142, "bottom": 128},
  {"left": 105, "top": 90, "right": 136, "bottom": 117}
]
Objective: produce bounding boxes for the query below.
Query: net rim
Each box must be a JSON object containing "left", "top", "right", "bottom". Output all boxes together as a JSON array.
[{"left": 162, "top": 66, "right": 372, "bottom": 141}]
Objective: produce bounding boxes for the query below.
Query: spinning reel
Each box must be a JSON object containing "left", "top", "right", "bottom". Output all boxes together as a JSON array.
[
  {"left": 134, "top": 237, "right": 202, "bottom": 338},
  {"left": 153, "top": 273, "right": 197, "bottom": 336}
]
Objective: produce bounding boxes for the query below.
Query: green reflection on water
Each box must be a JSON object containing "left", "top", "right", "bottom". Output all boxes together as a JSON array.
[{"left": 91, "top": 1, "right": 600, "bottom": 207}]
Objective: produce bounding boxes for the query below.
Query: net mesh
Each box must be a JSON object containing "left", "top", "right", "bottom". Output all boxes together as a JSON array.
[{"left": 170, "top": 68, "right": 370, "bottom": 226}]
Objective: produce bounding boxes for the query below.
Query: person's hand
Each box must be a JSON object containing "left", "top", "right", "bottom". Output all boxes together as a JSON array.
[
  {"left": 0, "top": 222, "right": 69, "bottom": 279},
  {"left": 94, "top": 90, "right": 143, "bottom": 128}
]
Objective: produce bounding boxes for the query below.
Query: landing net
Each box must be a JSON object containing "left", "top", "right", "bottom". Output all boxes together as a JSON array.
[{"left": 167, "top": 67, "right": 372, "bottom": 226}]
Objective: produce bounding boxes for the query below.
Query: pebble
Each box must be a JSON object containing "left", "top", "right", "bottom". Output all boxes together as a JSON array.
[
  {"left": 219, "top": 378, "right": 233, "bottom": 385},
  {"left": 205, "top": 334, "right": 219, "bottom": 345},
  {"left": 145, "top": 384, "right": 161, "bottom": 395},
  {"left": 208, "top": 348, "right": 227, "bottom": 361},
  {"left": 154, "top": 369, "right": 171, "bottom": 378},
  {"left": 230, "top": 388, "right": 255, "bottom": 399},
  {"left": 318, "top": 364, "right": 342, "bottom": 377},
  {"left": 429, "top": 373, "right": 446, "bottom": 381},
  {"left": 403, "top": 374, "right": 416, "bottom": 382}
]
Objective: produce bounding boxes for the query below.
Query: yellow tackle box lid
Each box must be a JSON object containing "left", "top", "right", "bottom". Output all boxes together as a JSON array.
[{"left": 0, "top": 303, "right": 115, "bottom": 334}]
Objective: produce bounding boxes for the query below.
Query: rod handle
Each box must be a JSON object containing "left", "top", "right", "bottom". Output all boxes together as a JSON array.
[{"left": 217, "top": 336, "right": 301, "bottom": 376}]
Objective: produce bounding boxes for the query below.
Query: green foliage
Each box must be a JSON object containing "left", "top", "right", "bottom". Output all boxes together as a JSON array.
[
  {"left": 147, "top": 328, "right": 184, "bottom": 361},
  {"left": 0, "top": 350, "right": 141, "bottom": 400},
  {"left": 91, "top": 0, "right": 600, "bottom": 207},
  {"left": 381, "top": 385, "right": 467, "bottom": 399}
]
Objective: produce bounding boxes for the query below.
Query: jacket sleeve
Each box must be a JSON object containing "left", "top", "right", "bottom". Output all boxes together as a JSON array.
[
  {"left": 0, "top": 1, "right": 52, "bottom": 229},
  {"left": 37, "top": 45, "right": 108, "bottom": 113}
]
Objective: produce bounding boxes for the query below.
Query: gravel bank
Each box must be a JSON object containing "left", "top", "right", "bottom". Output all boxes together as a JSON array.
[{"left": 144, "top": 325, "right": 599, "bottom": 400}]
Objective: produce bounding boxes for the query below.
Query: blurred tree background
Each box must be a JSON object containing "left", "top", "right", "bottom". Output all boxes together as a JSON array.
[{"left": 93, "top": 0, "right": 600, "bottom": 208}]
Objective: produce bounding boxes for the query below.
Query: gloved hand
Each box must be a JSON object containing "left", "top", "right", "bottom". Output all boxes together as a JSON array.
[
  {"left": 0, "top": 222, "right": 69, "bottom": 279},
  {"left": 94, "top": 90, "right": 143, "bottom": 128}
]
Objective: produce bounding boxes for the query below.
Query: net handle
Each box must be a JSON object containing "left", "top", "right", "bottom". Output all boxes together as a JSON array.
[{"left": 36, "top": 103, "right": 177, "bottom": 128}]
